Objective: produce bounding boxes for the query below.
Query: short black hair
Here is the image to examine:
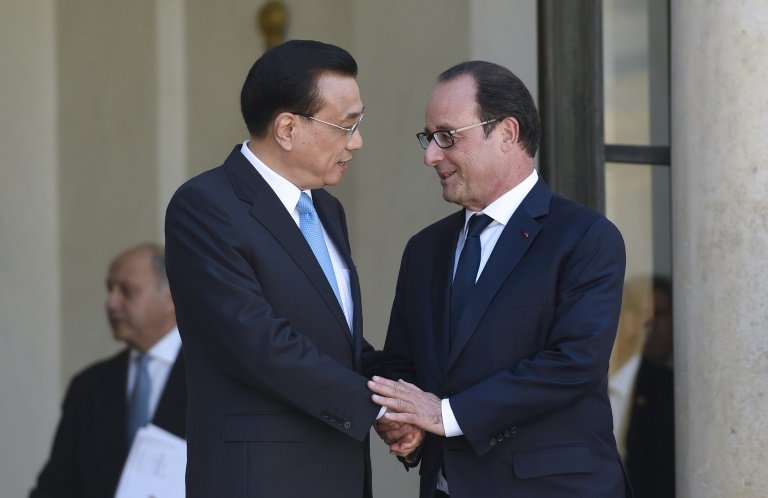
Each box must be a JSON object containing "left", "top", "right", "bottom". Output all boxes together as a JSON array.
[
  {"left": 438, "top": 61, "right": 540, "bottom": 157},
  {"left": 241, "top": 39, "right": 358, "bottom": 138}
]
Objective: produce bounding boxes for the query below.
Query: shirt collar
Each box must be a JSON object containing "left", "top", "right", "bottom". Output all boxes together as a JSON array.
[
  {"left": 608, "top": 353, "right": 642, "bottom": 397},
  {"left": 240, "top": 141, "right": 310, "bottom": 213},
  {"left": 130, "top": 326, "right": 181, "bottom": 365},
  {"left": 463, "top": 168, "right": 539, "bottom": 228}
]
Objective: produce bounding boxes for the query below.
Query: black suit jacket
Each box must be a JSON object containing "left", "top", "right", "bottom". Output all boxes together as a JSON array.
[
  {"left": 384, "top": 180, "right": 631, "bottom": 498},
  {"left": 30, "top": 348, "right": 186, "bottom": 498},
  {"left": 165, "top": 146, "right": 380, "bottom": 498},
  {"left": 624, "top": 359, "right": 675, "bottom": 498}
]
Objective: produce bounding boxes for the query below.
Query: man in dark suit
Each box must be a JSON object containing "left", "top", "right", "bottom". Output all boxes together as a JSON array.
[
  {"left": 369, "top": 61, "right": 631, "bottom": 497},
  {"left": 30, "top": 243, "right": 186, "bottom": 498},
  {"left": 624, "top": 276, "right": 675, "bottom": 498},
  {"left": 164, "top": 40, "right": 419, "bottom": 498}
]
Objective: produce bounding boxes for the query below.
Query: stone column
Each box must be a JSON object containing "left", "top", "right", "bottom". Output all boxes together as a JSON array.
[
  {"left": 0, "top": 3, "right": 61, "bottom": 496},
  {"left": 671, "top": 1, "right": 768, "bottom": 496}
]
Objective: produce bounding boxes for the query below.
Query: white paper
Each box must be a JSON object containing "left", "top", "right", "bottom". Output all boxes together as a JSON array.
[{"left": 114, "top": 424, "right": 186, "bottom": 498}]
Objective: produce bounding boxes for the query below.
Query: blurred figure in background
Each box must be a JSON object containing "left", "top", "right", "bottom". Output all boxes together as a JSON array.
[
  {"left": 624, "top": 276, "right": 675, "bottom": 498},
  {"left": 30, "top": 243, "right": 186, "bottom": 498},
  {"left": 609, "top": 275, "right": 653, "bottom": 458}
]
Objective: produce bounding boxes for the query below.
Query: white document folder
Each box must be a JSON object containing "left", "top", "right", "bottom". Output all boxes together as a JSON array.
[{"left": 114, "top": 424, "right": 186, "bottom": 498}]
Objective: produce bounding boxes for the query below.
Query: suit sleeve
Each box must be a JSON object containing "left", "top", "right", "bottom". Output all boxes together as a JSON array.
[
  {"left": 377, "top": 241, "right": 418, "bottom": 384},
  {"left": 165, "top": 183, "right": 379, "bottom": 442},
  {"left": 29, "top": 378, "right": 83, "bottom": 498},
  {"left": 450, "top": 217, "right": 626, "bottom": 457}
]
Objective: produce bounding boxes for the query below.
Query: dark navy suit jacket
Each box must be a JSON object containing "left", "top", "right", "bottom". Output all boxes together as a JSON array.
[
  {"left": 30, "top": 349, "right": 186, "bottom": 498},
  {"left": 165, "top": 146, "right": 380, "bottom": 498},
  {"left": 384, "top": 179, "right": 631, "bottom": 498},
  {"left": 625, "top": 359, "right": 675, "bottom": 498}
]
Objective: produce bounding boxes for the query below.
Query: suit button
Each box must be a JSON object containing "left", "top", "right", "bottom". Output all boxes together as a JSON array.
[
  {"left": 344, "top": 421, "right": 351, "bottom": 429},
  {"left": 503, "top": 429, "right": 511, "bottom": 438},
  {"left": 489, "top": 437, "right": 497, "bottom": 446},
  {"left": 496, "top": 435, "right": 503, "bottom": 443},
  {"left": 510, "top": 426, "right": 518, "bottom": 435}
]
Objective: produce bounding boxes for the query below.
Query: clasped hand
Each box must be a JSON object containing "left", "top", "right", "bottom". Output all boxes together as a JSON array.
[{"left": 368, "top": 376, "right": 445, "bottom": 457}]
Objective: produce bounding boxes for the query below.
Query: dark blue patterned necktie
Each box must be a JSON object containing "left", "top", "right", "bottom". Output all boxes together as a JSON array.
[{"left": 450, "top": 214, "right": 493, "bottom": 350}]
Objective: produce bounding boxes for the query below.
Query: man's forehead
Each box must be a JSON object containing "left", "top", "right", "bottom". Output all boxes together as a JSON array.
[
  {"left": 108, "top": 252, "right": 152, "bottom": 278},
  {"left": 431, "top": 75, "right": 476, "bottom": 102},
  {"left": 426, "top": 80, "right": 478, "bottom": 128},
  {"left": 315, "top": 73, "right": 363, "bottom": 116}
]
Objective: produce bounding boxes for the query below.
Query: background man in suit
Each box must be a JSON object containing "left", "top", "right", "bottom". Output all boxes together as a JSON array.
[
  {"left": 369, "top": 61, "right": 630, "bottom": 497},
  {"left": 30, "top": 243, "right": 185, "bottom": 498},
  {"left": 624, "top": 276, "right": 674, "bottom": 498},
  {"left": 164, "top": 40, "right": 419, "bottom": 498}
]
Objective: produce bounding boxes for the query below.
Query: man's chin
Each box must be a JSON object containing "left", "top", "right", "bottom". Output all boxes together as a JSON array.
[{"left": 111, "top": 328, "right": 130, "bottom": 342}]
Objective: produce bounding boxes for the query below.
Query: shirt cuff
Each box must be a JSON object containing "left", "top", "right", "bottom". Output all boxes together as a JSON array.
[
  {"left": 441, "top": 398, "right": 463, "bottom": 437},
  {"left": 376, "top": 406, "right": 387, "bottom": 420}
]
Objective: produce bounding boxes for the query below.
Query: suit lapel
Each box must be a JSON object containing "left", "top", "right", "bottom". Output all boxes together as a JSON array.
[
  {"left": 314, "top": 190, "right": 359, "bottom": 338},
  {"left": 223, "top": 147, "right": 352, "bottom": 345},
  {"left": 447, "top": 180, "right": 552, "bottom": 368},
  {"left": 152, "top": 351, "right": 187, "bottom": 438},
  {"left": 432, "top": 212, "right": 464, "bottom": 377},
  {"left": 106, "top": 351, "right": 131, "bottom": 457}
]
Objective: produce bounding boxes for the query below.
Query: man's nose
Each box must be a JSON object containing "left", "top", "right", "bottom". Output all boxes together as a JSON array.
[
  {"left": 105, "top": 291, "right": 120, "bottom": 310},
  {"left": 346, "top": 128, "right": 363, "bottom": 150},
  {"left": 423, "top": 139, "right": 444, "bottom": 167}
]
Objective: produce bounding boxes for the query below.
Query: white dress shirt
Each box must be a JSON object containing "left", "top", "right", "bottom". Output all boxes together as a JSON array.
[
  {"left": 608, "top": 353, "right": 642, "bottom": 458},
  {"left": 126, "top": 326, "right": 182, "bottom": 419},
  {"left": 240, "top": 142, "right": 354, "bottom": 330}
]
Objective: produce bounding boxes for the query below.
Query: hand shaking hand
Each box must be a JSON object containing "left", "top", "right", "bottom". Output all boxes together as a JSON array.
[
  {"left": 374, "top": 418, "right": 424, "bottom": 457},
  {"left": 368, "top": 376, "right": 445, "bottom": 436}
]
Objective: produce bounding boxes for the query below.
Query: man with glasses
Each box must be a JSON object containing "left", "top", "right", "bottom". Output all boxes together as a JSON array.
[
  {"left": 165, "top": 40, "right": 419, "bottom": 498},
  {"left": 369, "top": 61, "right": 631, "bottom": 497}
]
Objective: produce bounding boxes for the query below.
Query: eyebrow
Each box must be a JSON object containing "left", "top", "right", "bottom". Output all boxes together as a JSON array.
[
  {"left": 424, "top": 123, "right": 453, "bottom": 133},
  {"left": 345, "top": 107, "right": 365, "bottom": 120}
]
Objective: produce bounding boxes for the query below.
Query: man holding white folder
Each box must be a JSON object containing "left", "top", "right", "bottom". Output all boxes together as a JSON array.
[{"left": 30, "top": 244, "right": 186, "bottom": 498}]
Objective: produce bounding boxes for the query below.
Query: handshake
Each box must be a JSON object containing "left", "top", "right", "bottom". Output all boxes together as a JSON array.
[{"left": 367, "top": 376, "right": 446, "bottom": 458}]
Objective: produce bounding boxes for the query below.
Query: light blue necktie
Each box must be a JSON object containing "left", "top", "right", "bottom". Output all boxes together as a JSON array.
[
  {"left": 127, "top": 353, "right": 151, "bottom": 443},
  {"left": 297, "top": 192, "right": 342, "bottom": 305}
]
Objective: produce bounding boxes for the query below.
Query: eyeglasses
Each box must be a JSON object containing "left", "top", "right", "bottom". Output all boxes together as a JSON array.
[
  {"left": 416, "top": 118, "right": 497, "bottom": 149},
  {"left": 294, "top": 108, "right": 365, "bottom": 142}
]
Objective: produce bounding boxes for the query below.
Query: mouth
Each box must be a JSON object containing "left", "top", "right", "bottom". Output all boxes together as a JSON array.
[
  {"left": 337, "top": 158, "right": 352, "bottom": 169},
  {"left": 438, "top": 170, "right": 456, "bottom": 181}
]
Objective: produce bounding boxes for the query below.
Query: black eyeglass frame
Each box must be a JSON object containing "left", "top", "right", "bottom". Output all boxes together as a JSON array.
[{"left": 416, "top": 118, "right": 498, "bottom": 149}]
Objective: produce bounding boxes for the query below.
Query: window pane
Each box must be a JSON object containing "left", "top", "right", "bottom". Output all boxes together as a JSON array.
[
  {"left": 603, "top": 0, "right": 669, "bottom": 146},
  {"left": 606, "top": 161, "right": 674, "bottom": 498}
]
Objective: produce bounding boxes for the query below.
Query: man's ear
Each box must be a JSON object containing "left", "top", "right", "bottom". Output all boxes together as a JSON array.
[
  {"left": 499, "top": 116, "right": 521, "bottom": 153},
  {"left": 273, "top": 112, "right": 297, "bottom": 151}
]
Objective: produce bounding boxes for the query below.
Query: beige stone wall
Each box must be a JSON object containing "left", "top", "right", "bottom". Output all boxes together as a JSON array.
[
  {"left": 672, "top": 1, "right": 768, "bottom": 496},
  {"left": 57, "top": 0, "right": 160, "bottom": 383},
  {"left": 0, "top": 2, "right": 61, "bottom": 496}
]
